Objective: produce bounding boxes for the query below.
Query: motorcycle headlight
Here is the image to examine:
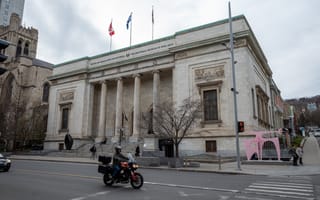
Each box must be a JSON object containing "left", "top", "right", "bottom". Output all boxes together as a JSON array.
[{"left": 133, "top": 164, "right": 139, "bottom": 168}]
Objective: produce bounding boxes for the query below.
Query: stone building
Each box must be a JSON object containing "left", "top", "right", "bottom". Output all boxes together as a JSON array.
[
  {"left": 0, "top": 13, "right": 53, "bottom": 151},
  {"left": 45, "top": 15, "right": 283, "bottom": 157}
]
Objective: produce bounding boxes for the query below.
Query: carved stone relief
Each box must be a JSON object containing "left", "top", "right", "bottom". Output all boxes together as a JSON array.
[{"left": 194, "top": 65, "right": 224, "bottom": 82}]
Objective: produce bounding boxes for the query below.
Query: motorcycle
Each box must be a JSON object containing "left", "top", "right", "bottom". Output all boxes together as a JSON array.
[{"left": 98, "top": 153, "right": 144, "bottom": 189}]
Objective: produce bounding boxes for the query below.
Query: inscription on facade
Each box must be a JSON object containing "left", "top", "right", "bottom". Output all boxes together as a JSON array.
[
  {"left": 90, "top": 43, "right": 174, "bottom": 67},
  {"left": 194, "top": 65, "right": 224, "bottom": 82},
  {"left": 59, "top": 91, "right": 74, "bottom": 102}
]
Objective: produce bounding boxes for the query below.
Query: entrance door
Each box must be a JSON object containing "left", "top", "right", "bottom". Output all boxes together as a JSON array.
[{"left": 159, "top": 139, "right": 174, "bottom": 157}]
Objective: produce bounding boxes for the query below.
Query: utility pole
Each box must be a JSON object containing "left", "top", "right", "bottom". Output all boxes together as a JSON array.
[{"left": 228, "top": 1, "right": 241, "bottom": 171}]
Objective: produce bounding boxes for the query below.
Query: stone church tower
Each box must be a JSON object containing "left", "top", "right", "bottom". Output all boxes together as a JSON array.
[{"left": 0, "top": 13, "right": 53, "bottom": 151}]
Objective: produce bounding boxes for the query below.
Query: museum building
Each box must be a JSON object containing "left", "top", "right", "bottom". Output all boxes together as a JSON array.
[{"left": 45, "top": 15, "right": 283, "bottom": 157}]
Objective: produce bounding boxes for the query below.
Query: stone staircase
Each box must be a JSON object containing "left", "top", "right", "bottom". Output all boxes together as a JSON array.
[{"left": 46, "top": 140, "right": 141, "bottom": 159}]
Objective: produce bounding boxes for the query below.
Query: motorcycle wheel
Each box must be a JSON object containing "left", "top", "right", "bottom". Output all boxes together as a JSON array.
[
  {"left": 130, "top": 172, "right": 143, "bottom": 189},
  {"left": 103, "top": 173, "right": 114, "bottom": 186}
]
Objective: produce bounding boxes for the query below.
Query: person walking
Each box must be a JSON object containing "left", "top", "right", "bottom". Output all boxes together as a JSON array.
[
  {"left": 289, "top": 146, "right": 298, "bottom": 166},
  {"left": 90, "top": 144, "right": 97, "bottom": 159},
  {"left": 296, "top": 145, "right": 303, "bottom": 166}
]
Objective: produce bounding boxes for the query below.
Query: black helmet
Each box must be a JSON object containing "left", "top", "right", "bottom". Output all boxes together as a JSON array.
[{"left": 115, "top": 145, "right": 121, "bottom": 151}]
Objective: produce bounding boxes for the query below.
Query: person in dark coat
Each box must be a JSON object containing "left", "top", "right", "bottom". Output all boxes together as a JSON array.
[
  {"left": 135, "top": 145, "right": 140, "bottom": 157},
  {"left": 64, "top": 133, "right": 73, "bottom": 150},
  {"left": 288, "top": 146, "right": 299, "bottom": 166},
  {"left": 112, "top": 145, "right": 128, "bottom": 178},
  {"left": 90, "top": 144, "right": 97, "bottom": 159}
]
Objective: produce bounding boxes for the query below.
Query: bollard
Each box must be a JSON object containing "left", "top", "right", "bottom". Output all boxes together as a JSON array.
[{"left": 218, "top": 154, "right": 221, "bottom": 170}]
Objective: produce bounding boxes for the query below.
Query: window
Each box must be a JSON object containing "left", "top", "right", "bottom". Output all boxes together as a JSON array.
[
  {"left": 16, "top": 39, "right": 22, "bottom": 57},
  {"left": 206, "top": 140, "right": 217, "bottom": 152},
  {"left": 42, "top": 83, "right": 50, "bottom": 103},
  {"left": 251, "top": 88, "right": 256, "bottom": 118},
  {"left": 61, "top": 107, "right": 69, "bottom": 130},
  {"left": 23, "top": 42, "right": 29, "bottom": 56},
  {"left": 256, "top": 86, "right": 270, "bottom": 127},
  {"left": 203, "top": 89, "right": 218, "bottom": 121}
]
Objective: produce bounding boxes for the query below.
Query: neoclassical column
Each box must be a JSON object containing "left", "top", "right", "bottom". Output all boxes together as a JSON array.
[
  {"left": 131, "top": 74, "right": 141, "bottom": 141},
  {"left": 85, "top": 83, "right": 95, "bottom": 137},
  {"left": 152, "top": 70, "right": 160, "bottom": 132},
  {"left": 97, "top": 81, "right": 107, "bottom": 141},
  {"left": 113, "top": 78, "right": 123, "bottom": 143}
]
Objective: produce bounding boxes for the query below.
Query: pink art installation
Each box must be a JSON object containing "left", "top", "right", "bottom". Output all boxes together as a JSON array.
[{"left": 243, "top": 130, "right": 282, "bottom": 160}]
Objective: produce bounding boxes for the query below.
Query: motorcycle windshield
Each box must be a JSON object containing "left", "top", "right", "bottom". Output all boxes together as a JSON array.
[{"left": 127, "top": 153, "right": 135, "bottom": 162}]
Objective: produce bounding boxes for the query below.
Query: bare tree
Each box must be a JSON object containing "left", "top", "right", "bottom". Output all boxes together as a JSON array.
[{"left": 150, "top": 97, "right": 202, "bottom": 158}]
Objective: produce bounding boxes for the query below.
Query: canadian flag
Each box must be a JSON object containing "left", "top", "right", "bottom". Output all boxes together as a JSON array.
[{"left": 108, "top": 21, "right": 115, "bottom": 36}]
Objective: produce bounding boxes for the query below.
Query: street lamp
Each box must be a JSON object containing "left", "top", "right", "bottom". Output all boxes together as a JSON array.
[{"left": 228, "top": 1, "right": 241, "bottom": 171}]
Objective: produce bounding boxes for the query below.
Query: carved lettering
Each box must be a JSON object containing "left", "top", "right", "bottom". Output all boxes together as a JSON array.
[
  {"left": 194, "top": 65, "right": 224, "bottom": 82},
  {"left": 60, "top": 92, "right": 74, "bottom": 102}
]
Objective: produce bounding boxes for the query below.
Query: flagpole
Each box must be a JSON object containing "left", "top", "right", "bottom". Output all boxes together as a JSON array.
[
  {"left": 130, "top": 14, "right": 132, "bottom": 47},
  {"left": 110, "top": 36, "right": 112, "bottom": 52},
  {"left": 152, "top": 5, "right": 154, "bottom": 40},
  {"left": 109, "top": 19, "right": 113, "bottom": 52}
]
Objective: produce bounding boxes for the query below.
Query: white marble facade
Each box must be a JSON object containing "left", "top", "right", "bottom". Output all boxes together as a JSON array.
[{"left": 44, "top": 16, "right": 282, "bottom": 156}]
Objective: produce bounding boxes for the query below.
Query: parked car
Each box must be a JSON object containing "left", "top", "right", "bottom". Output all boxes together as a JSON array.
[
  {"left": 309, "top": 129, "right": 320, "bottom": 137},
  {"left": 0, "top": 153, "right": 11, "bottom": 172}
]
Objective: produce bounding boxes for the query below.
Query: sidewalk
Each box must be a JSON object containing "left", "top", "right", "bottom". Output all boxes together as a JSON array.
[{"left": 8, "top": 154, "right": 320, "bottom": 176}]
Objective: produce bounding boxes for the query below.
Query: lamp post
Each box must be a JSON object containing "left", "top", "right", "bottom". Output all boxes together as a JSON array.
[{"left": 228, "top": 1, "right": 241, "bottom": 171}]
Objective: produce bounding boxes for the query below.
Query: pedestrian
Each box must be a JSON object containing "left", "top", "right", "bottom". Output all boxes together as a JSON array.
[
  {"left": 296, "top": 145, "right": 303, "bottom": 166},
  {"left": 288, "top": 146, "right": 298, "bottom": 166},
  {"left": 135, "top": 145, "right": 140, "bottom": 157},
  {"left": 90, "top": 144, "right": 96, "bottom": 159}
]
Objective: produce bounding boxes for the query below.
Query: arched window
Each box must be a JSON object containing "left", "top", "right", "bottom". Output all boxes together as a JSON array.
[
  {"left": 23, "top": 42, "right": 29, "bottom": 56},
  {"left": 42, "top": 82, "right": 50, "bottom": 103},
  {"left": 16, "top": 39, "right": 23, "bottom": 57}
]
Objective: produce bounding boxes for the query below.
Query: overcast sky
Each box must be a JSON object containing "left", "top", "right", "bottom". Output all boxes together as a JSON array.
[{"left": 23, "top": 0, "right": 319, "bottom": 100}]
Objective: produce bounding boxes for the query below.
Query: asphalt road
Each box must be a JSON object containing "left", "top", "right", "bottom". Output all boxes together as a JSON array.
[{"left": 0, "top": 160, "right": 319, "bottom": 200}]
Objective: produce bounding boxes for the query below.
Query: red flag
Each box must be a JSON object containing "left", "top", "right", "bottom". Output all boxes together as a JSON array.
[{"left": 108, "top": 21, "right": 115, "bottom": 36}]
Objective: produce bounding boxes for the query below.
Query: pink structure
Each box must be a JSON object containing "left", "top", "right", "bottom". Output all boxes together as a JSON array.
[{"left": 243, "top": 130, "right": 282, "bottom": 160}]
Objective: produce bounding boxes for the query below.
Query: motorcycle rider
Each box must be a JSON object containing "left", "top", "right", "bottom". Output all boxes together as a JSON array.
[{"left": 112, "top": 145, "right": 129, "bottom": 179}]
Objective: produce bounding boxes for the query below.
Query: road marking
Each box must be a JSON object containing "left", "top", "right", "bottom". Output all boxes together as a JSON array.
[
  {"left": 16, "top": 169, "right": 239, "bottom": 193},
  {"left": 70, "top": 191, "right": 110, "bottom": 200},
  {"left": 248, "top": 185, "right": 313, "bottom": 193},
  {"left": 234, "top": 195, "right": 273, "bottom": 200},
  {"left": 243, "top": 190, "right": 315, "bottom": 200},
  {"left": 178, "top": 191, "right": 203, "bottom": 197},
  {"left": 258, "top": 181, "right": 313, "bottom": 187},
  {"left": 245, "top": 188, "right": 313, "bottom": 196},
  {"left": 253, "top": 183, "right": 313, "bottom": 189},
  {"left": 145, "top": 181, "right": 239, "bottom": 193},
  {"left": 243, "top": 179, "right": 315, "bottom": 200}
]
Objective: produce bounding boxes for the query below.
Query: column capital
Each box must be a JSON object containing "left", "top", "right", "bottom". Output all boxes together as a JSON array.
[
  {"left": 132, "top": 73, "right": 142, "bottom": 78},
  {"left": 99, "top": 80, "right": 107, "bottom": 84},
  {"left": 152, "top": 70, "right": 160, "bottom": 74}
]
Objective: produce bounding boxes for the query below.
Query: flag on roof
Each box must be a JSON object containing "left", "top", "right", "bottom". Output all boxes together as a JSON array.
[
  {"left": 126, "top": 12, "right": 132, "bottom": 30},
  {"left": 108, "top": 21, "right": 115, "bottom": 36},
  {"left": 152, "top": 6, "right": 154, "bottom": 24}
]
